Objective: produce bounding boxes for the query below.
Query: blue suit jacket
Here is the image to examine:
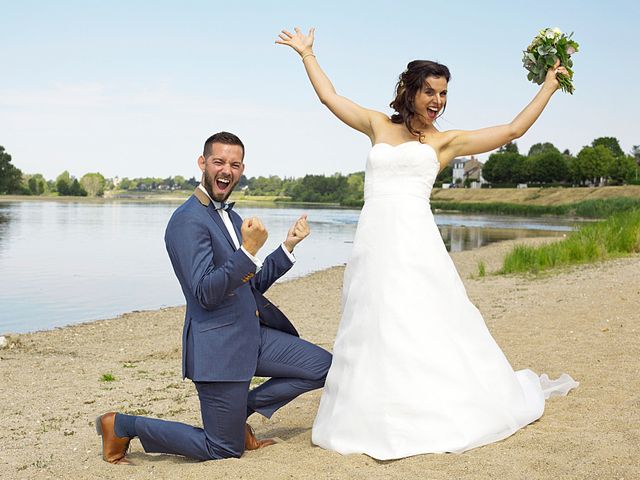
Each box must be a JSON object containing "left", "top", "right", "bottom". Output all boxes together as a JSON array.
[{"left": 165, "top": 187, "right": 298, "bottom": 382}]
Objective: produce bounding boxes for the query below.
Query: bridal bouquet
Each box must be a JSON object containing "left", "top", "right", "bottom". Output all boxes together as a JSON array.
[{"left": 522, "top": 27, "right": 579, "bottom": 94}]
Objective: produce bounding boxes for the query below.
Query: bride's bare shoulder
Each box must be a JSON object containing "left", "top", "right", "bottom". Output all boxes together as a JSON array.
[
  {"left": 370, "top": 115, "right": 415, "bottom": 142},
  {"left": 369, "top": 110, "right": 392, "bottom": 126}
]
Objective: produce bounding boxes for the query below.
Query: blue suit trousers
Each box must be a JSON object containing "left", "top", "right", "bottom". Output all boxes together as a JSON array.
[{"left": 135, "top": 327, "right": 331, "bottom": 460}]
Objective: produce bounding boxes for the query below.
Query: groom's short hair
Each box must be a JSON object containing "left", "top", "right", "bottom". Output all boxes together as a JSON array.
[{"left": 203, "top": 132, "right": 245, "bottom": 160}]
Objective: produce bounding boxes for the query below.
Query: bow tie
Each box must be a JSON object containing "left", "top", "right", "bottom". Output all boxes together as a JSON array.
[{"left": 215, "top": 201, "right": 235, "bottom": 212}]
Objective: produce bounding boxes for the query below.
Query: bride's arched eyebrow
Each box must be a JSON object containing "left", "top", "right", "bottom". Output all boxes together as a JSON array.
[{"left": 423, "top": 82, "right": 447, "bottom": 97}]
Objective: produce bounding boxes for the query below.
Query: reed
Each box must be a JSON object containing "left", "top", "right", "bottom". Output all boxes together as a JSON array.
[
  {"left": 501, "top": 209, "right": 640, "bottom": 274},
  {"left": 571, "top": 197, "right": 640, "bottom": 218}
]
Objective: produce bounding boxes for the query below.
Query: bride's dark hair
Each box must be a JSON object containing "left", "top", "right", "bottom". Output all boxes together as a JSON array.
[{"left": 389, "top": 60, "right": 451, "bottom": 137}]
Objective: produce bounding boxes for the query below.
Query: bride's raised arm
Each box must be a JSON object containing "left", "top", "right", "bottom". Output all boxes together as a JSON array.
[
  {"left": 442, "top": 60, "right": 568, "bottom": 160},
  {"left": 276, "top": 27, "right": 383, "bottom": 141}
]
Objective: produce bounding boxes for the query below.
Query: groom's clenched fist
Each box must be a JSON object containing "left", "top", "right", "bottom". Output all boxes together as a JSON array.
[
  {"left": 241, "top": 217, "right": 268, "bottom": 256},
  {"left": 284, "top": 214, "right": 310, "bottom": 253}
]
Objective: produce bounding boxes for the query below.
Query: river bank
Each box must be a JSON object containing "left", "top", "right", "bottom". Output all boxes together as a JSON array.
[
  {"left": 0, "top": 237, "right": 638, "bottom": 479},
  {"left": 3, "top": 185, "right": 640, "bottom": 209},
  {"left": 431, "top": 185, "right": 640, "bottom": 205},
  {"left": 0, "top": 192, "right": 340, "bottom": 208}
]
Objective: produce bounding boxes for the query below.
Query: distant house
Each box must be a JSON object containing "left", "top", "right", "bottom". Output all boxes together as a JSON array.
[{"left": 452, "top": 156, "right": 486, "bottom": 188}]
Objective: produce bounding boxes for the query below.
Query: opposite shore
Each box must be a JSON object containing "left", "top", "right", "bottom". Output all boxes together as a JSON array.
[
  {"left": 1, "top": 237, "right": 638, "bottom": 479},
  {"left": 2, "top": 184, "right": 640, "bottom": 208}
]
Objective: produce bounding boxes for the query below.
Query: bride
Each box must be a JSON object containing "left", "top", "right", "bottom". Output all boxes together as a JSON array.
[{"left": 276, "top": 27, "right": 577, "bottom": 460}]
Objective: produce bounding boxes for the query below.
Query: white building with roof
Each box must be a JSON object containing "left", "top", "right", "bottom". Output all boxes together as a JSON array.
[{"left": 452, "top": 156, "right": 486, "bottom": 188}]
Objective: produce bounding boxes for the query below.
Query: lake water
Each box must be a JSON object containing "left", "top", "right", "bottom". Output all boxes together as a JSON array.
[{"left": 0, "top": 200, "right": 579, "bottom": 334}]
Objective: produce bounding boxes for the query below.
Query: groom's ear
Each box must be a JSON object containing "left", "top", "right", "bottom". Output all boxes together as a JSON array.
[{"left": 197, "top": 155, "right": 206, "bottom": 172}]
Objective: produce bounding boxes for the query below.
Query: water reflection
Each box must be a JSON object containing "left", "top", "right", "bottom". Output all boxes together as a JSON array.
[
  {"left": 0, "top": 203, "right": 12, "bottom": 254},
  {"left": 439, "top": 225, "right": 565, "bottom": 252},
  {"left": 434, "top": 212, "right": 578, "bottom": 232}
]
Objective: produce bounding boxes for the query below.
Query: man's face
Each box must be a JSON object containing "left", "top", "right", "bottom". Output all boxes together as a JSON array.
[{"left": 198, "top": 143, "right": 245, "bottom": 202}]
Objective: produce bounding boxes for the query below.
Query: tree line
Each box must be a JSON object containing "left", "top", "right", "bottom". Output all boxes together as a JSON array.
[
  {"left": 0, "top": 148, "right": 202, "bottom": 197},
  {"left": 2, "top": 136, "right": 639, "bottom": 203},
  {"left": 241, "top": 171, "right": 365, "bottom": 206},
  {"left": 0, "top": 143, "right": 366, "bottom": 205},
  {"left": 480, "top": 137, "right": 639, "bottom": 186}
]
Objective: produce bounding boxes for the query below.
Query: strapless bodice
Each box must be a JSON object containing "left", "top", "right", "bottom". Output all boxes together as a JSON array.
[{"left": 364, "top": 142, "right": 440, "bottom": 201}]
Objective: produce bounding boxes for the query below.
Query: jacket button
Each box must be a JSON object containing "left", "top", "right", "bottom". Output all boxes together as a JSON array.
[{"left": 255, "top": 310, "right": 259, "bottom": 317}]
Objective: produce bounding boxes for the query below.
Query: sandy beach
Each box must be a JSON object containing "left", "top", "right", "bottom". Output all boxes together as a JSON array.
[{"left": 1, "top": 237, "right": 638, "bottom": 480}]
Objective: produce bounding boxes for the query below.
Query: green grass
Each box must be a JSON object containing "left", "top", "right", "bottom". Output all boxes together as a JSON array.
[
  {"left": 501, "top": 209, "right": 640, "bottom": 274},
  {"left": 431, "top": 201, "right": 569, "bottom": 216},
  {"left": 234, "top": 194, "right": 291, "bottom": 203},
  {"left": 477, "top": 260, "right": 487, "bottom": 277},
  {"left": 431, "top": 197, "right": 640, "bottom": 218},
  {"left": 100, "top": 373, "right": 116, "bottom": 382},
  {"left": 571, "top": 197, "right": 640, "bottom": 218},
  {"left": 250, "top": 376, "right": 268, "bottom": 388}
]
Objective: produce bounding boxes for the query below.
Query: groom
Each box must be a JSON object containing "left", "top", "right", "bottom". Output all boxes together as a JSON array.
[{"left": 96, "top": 131, "right": 332, "bottom": 463}]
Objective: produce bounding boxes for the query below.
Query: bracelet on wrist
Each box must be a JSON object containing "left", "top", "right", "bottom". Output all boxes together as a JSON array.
[{"left": 301, "top": 52, "right": 316, "bottom": 61}]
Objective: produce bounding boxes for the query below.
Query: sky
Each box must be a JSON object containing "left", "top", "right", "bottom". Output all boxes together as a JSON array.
[{"left": 1, "top": 0, "right": 638, "bottom": 181}]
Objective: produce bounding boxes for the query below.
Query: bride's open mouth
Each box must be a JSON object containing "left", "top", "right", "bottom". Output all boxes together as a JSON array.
[{"left": 427, "top": 107, "right": 439, "bottom": 120}]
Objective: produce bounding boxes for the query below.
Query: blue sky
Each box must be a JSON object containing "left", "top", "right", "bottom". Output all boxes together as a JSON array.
[{"left": 1, "top": 1, "right": 638, "bottom": 180}]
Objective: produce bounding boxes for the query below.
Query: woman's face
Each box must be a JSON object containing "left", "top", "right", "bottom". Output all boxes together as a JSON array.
[{"left": 413, "top": 76, "right": 448, "bottom": 123}]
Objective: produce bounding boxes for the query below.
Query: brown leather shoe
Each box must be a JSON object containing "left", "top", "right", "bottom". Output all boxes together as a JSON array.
[
  {"left": 95, "top": 412, "right": 132, "bottom": 465},
  {"left": 244, "top": 423, "right": 276, "bottom": 450}
]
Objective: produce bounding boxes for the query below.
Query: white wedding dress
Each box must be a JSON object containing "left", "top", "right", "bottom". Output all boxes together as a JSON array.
[{"left": 311, "top": 142, "right": 577, "bottom": 460}]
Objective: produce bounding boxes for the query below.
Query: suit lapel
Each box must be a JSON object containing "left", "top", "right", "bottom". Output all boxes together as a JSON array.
[
  {"left": 207, "top": 208, "right": 237, "bottom": 250},
  {"left": 193, "top": 186, "right": 237, "bottom": 250}
]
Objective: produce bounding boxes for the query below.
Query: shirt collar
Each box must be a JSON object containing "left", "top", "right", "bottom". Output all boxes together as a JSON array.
[{"left": 198, "top": 184, "right": 224, "bottom": 210}]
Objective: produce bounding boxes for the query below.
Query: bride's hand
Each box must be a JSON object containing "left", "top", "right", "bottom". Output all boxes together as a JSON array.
[
  {"left": 275, "top": 27, "right": 315, "bottom": 56},
  {"left": 544, "top": 59, "right": 569, "bottom": 91}
]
